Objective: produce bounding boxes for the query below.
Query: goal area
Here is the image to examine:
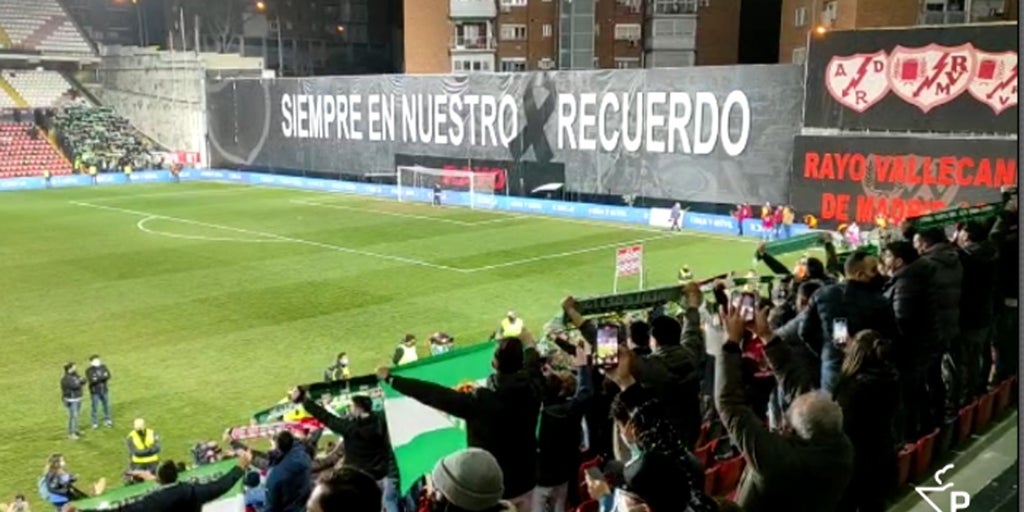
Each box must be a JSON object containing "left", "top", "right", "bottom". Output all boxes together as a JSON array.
[{"left": 395, "top": 166, "right": 498, "bottom": 209}]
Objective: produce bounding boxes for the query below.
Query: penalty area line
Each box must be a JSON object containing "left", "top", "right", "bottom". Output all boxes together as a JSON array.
[
  {"left": 461, "top": 232, "right": 679, "bottom": 273},
  {"left": 69, "top": 201, "right": 468, "bottom": 274}
]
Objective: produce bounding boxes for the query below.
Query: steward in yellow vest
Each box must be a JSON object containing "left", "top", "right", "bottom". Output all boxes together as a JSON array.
[
  {"left": 126, "top": 418, "right": 160, "bottom": 472},
  {"left": 498, "top": 312, "right": 523, "bottom": 338},
  {"left": 392, "top": 334, "right": 419, "bottom": 366}
]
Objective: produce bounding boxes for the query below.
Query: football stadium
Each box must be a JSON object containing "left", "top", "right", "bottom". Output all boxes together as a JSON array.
[{"left": 0, "top": 1, "right": 1018, "bottom": 512}]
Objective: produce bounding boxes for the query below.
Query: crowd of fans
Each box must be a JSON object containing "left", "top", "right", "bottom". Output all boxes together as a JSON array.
[
  {"left": 50, "top": 106, "right": 157, "bottom": 173},
  {"left": 12, "top": 190, "right": 1017, "bottom": 512}
]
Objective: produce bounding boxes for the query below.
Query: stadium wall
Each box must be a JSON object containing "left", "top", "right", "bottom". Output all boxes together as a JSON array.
[
  {"left": 0, "top": 170, "right": 809, "bottom": 237},
  {"left": 95, "top": 47, "right": 208, "bottom": 156},
  {"left": 205, "top": 65, "right": 805, "bottom": 206}
]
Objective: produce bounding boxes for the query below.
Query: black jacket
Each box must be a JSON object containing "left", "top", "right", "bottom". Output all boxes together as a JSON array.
[
  {"left": 885, "top": 258, "right": 939, "bottom": 364},
  {"left": 990, "top": 211, "right": 1018, "bottom": 301},
  {"left": 301, "top": 398, "right": 396, "bottom": 480},
  {"left": 61, "top": 373, "right": 84, "bottom": 401},
  {"left": 800, "top": 281, "right": 897, "bottom": 356},
  {"left": 627, "top": 307, "right": 705, "bottom": 448},
  {"left": 389, "top": 350, "right": 544, "bottom": 498},
  {"left": 919, "top": 242, "right": 964, "bottom": 349},
  {"left": 723, "top": 341, "right": 853, "bottom": 512},
  {"left": 958, "top": 241, "right": 999, "bottom": 329},
  {"left": 86, "top": 364, "right": 111, "bottom": 395},
  {"left": 95, "top": 466, "right": 244, "bottom": 512},
  {"left": 834, "top": 362, "right": 900, "bottom": 461},
  {"left": 537, "top": 368, "right": 592, "bottom": 487}
]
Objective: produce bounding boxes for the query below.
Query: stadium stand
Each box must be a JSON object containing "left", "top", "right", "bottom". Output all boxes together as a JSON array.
[
  {"left": 53, "top": 106, "right": 156, "bottom": 170},
  {"left": 0, "top": 69, "right": 77, "bottom": 108},
  {"left": 0, "top": 122, "right": 72, "bottom": 177},
  {"left": 0, "top": 0, "right": 93, "bottom": 55}
]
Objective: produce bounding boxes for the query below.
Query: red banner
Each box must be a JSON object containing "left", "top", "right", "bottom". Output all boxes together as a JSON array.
[{"left": 616, "top": 245, "right": 643, "bottom": 277}]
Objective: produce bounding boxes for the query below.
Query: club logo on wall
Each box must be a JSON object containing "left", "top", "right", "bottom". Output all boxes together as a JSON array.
[{"left": 825, "top": 43, "right": 1018, "bottom": 114}]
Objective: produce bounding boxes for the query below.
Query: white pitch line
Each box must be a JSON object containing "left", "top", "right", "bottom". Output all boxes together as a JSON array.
[
  {"left": 86, "top": 184, "right": 249, "bottom": 202},
  {"left": 462, "top": 233, "right": 679, "bottom": 272},
  {"left": 290, "top": 199, "right": 523, "bottom": 227},
  {"left": 70, "top": 201, "right": 467, "bottom": 273},
  {"left": 137, "top": 216, "right": 288, "bottom": 244}
]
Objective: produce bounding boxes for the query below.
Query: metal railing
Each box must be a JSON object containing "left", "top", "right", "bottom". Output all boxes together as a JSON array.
[
  {"left": 918, "top": 10, "right": 967, "bottom": 25},
  {"left": 451, "top": 35, "right": 496, "bottom": 50}
]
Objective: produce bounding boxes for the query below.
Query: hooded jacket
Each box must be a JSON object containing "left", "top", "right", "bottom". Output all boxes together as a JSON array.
[
  {"left": 301, "top": 398, "right": 396, "bottom": 480},
  {"left": 264, "top": 445, "right": 312, "bottom": 512},
  {"left": 388, "top": 348, "right": 544, "bottom": 498},
  {"left": 919, "top": 242, "right": 963, "bottom": 349},
  {"left": 958, "top": 240, "right": 999, "bottom": 329}
]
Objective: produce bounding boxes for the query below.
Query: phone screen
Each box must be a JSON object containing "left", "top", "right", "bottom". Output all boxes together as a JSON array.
[
  {"left": 740, "top": 293, "right": 756, "bottom": 321},
  {"left": 595, "top": 325, "right": 620, "bottom": 367},
  {"left": 833, "top": 318, "right": 849, "bottom": 344},
  {"left": 586, "top": 466, "right": 604, "bottom": 481}
]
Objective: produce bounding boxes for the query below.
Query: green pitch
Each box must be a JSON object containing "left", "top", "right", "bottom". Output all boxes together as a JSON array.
[{"left": 0, "top": 181, "right": 759, "bottom": 498}]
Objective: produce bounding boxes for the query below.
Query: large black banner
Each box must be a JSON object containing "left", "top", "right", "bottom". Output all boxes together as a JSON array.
[
  {"left": 206, "top": 66, "right": 804, "bottom": 204},
  {"left": 804, "top": 23, "right": 1018, "bottom": 134},
  {"left": 789, "top": 135, "right": 1017, "bottom": 227}
]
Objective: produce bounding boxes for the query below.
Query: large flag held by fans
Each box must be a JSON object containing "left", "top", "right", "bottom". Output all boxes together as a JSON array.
[{"left": 383, "top": 342, "right": 495, "bottom": 493}]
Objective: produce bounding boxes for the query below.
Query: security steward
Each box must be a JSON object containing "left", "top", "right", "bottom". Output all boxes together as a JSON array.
[
  {"left": 495, "top": 310, "right": 524, "bottom": 339},
  {"left": 392, "top": 334, "right": 419, "bottom": 366},
  {"left": 126, "top": 418, "right": 161, "bottom": 474},
  {"left": 678, "top": 264, "right": 694, "bottom": 284}
]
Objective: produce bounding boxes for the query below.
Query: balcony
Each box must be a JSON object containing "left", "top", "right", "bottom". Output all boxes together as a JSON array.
[
  {"left": 918, "top": 10, "right": 967, "bottom": 24},
  {"left": 647, "top": 0, "right": 698, "bottom": 17},
  {"left": 450, "top": 0, "right": 497, "bottom": 18},
  {"left": 451, "top": 35, "right": 496, "bottom": 51}
]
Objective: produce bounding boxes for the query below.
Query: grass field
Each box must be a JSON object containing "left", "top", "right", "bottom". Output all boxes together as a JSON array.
[{"left": 0, "top": 181, "right": 762, "bottom": 498}]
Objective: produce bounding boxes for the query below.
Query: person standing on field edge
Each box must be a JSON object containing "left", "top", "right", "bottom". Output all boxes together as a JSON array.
[
  {"left": 433, "top": 183, "right": 443, "bottom": 206},
  {"left": 86, "top": 355, "right": 112, "bottom": 429},
  {"left": 61, "top": 363, "right": 85, "bottom": 440},
  {"left": 126, "top": 418, "right": 161, "bottom": 475}
]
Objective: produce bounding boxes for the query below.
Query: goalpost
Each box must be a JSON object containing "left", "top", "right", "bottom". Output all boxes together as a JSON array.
[{"left": 395, "top": 166, "right": 498, "bottom": 209}]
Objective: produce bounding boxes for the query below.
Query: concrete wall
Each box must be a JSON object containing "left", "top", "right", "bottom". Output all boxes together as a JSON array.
[{"left": 95, "top": 47, "right": 206, "bottom": 157}]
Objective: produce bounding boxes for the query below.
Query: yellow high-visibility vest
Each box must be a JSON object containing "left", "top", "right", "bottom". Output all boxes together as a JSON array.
[
  {"left": 500, "top": 317, "right": 524, "bottom": 338},
  {"left": 397, "top": 345, "right": 418, "bottom": 365},
  {"left": 128, "top": 429, "right": 159, "bottom": 465},
  {"left": 124, "top": 165, "right": 133, "bottom": 176}
]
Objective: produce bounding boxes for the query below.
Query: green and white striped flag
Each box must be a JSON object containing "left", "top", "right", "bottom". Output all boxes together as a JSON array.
[{"left": 383, "top": 342, "right": 496, "bottom": 493}]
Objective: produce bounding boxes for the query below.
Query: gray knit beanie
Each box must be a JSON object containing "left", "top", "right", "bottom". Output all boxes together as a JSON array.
[{"left": 431, "top": 448, "right": 505, "bottom": 511}]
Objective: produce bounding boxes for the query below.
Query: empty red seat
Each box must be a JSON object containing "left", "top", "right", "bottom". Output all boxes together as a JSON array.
[
  {"left": 694, "top": 441, "right": 714, "bottom": 470},
  {"left": 896, "top": 443, "right": 915, "bottom": 487},
  {"left": 704, "top": 465, "right": 718, "bottom": 497},
  {"left": 955, "top": 400, "right": 977, "bottom": 446},
  {"left": 576, "top": 500, "right": 599, "bottom": 512},
  {"left": 994, "top": 379, "right": 1012, "bottom": 415},
  {"left": 912, "top": 429, "right": 939, "bottom": 481},
  {"left": 715, "top": 455, "right": 746, "bottom": 497},
  {"left": 974, "top": 391, "right": 995, "bottom": 432}
]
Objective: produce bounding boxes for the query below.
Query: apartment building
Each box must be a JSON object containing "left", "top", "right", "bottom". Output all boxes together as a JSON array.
[
  {"left": 779, "top": 0, "right": 1019, "bottom": 63},
  {"left": 407, "top": 0, "right": 741, "bottom": 73}
]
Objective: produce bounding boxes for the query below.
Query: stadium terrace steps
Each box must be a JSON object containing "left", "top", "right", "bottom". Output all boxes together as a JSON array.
[
  {"left": 1, "top": 69, "right": 75, "bottom": 107},
  {"left": 0, "top": 75, "right": 28, "bottom": 108},
  {"left": 0, "top": 0, "right": 93, "bottom": 55}
]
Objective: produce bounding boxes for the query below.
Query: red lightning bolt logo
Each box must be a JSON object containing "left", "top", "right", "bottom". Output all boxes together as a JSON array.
[
  {"left": 913, "top": 52, "right": 950, "bottom": 98},
  {"left": 986, "top": 64, "right": 1019, "bottom": 100},
  {"left": 842, "top": 56, "right": 875, "bottom": 98}
]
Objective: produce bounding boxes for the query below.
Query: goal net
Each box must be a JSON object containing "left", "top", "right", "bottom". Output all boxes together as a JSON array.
[{"left": 395, "top": 166, "right": 498, "bottom": 209}]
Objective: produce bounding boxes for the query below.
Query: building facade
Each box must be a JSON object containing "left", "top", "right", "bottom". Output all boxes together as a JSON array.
[
  {"left": 408, "top": 0, "right": 741, "bottom": 73},
  {"left": 779, "top": 0, "right": 1019, "bottom": 63}
]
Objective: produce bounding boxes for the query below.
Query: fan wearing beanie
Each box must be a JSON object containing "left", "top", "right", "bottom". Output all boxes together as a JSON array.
[{"left": 428, "top": 448, "right": 515, "bottom": 512}]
